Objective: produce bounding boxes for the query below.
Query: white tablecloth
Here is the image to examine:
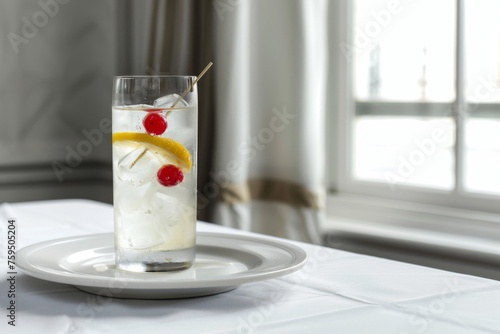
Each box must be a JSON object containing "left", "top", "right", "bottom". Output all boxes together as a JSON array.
[{"left": 1, "top": 199, "right": 500, "bottom": 334}]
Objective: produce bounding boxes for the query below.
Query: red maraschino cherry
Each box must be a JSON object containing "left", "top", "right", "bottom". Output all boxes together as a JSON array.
[
  {"left": 157, "top": 164, "right": 184, "bottom": 186},
  {"left": 143, "top": 113, "right": 167, "bottom": 135}
]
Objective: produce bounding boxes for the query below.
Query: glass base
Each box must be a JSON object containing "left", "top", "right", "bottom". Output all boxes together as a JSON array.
[{"left": 115, "top": 247, "right": 195, "bottom": 272}]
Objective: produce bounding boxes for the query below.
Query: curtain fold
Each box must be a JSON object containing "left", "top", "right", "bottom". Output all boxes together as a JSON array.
[{"left": 148, "top": 0, "right": 328, "bottom": 244}]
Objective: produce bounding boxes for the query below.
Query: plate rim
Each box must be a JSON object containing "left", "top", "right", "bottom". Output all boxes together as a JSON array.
[{"left": 16, "top": 232, "right": 308, "bottom": 290}]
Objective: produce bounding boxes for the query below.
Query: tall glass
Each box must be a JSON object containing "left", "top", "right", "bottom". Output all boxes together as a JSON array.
[{"left": 112, "top": 76, "right": 197, "bottom": 272}]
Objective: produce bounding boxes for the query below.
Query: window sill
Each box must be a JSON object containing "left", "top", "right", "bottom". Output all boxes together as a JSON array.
[{"left": 322, "top": 193, "right": 500, "bottom": 280}]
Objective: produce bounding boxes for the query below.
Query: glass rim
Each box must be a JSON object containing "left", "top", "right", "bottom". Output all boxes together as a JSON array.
[{"left": 114, "top": 75, "right": 197, "bottom": 80}]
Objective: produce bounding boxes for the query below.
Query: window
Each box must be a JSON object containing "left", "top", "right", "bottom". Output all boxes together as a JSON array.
[{"left": 333, "top": 0, "right": 500, "bottom": 214}]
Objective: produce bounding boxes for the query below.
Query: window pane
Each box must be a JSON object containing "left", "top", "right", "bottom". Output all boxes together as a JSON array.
[
  {"left": 463, "top": 0, "right": 500, "bottom": 195},
  {"left": 353, "top": 0, "right": 456, "bottom": 102},
  {"left": 354, "top": 116, "right": 455, "bottom": 190},
  {"left": 464, "top": 0, "right": 500, "bottom": 103},
  {"left": 465, "top": 119, "right": 500, "bottom": 195},
  {"left": 351, "top": 1, "right": 456, "bottom": 191}
]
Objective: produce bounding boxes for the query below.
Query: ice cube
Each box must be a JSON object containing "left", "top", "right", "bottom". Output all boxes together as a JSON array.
[
  {"left": 114, "top": 181, "right": 151, "bottom": 214},
  {"left": 116, "top": 146, "right": 162, "bottom": 186},
  {"left": 151, "top": 192, "right": 179, "bottom": 224},
  {"left": 120, "top": 210, "right": 164, "bottom": 249},
  {"left": 144, "top": 179, "right": 195, "bottom": 225},
  {"left": 154, "top": 94, "right": 188, "bottom": 108},
  {"left": 156, "top": 200, "right": 196, "bottom": 248}
]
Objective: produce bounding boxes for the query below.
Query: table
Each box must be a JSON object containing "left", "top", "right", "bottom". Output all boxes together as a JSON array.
[{"left": 1, "top": 199, "right": 500, "bottom": 334}]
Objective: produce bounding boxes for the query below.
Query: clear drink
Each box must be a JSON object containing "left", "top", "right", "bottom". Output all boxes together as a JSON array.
[{"left": 112, "top": 76, "right": 197, "bottom": 272}]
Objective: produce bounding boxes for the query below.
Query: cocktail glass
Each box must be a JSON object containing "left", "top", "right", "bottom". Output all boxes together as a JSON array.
[{"left": 112, "top": 76, "right": 197, "bottom": 272}]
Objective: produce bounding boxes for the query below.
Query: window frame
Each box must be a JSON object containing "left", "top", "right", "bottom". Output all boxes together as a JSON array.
[{"left": 328, "top": 0, "right": 500, "bottom": 217}]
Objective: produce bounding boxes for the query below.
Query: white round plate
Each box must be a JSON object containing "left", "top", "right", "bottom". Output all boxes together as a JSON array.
[{"left": 16, "top": 232, "right": 307, "bottom": 299}]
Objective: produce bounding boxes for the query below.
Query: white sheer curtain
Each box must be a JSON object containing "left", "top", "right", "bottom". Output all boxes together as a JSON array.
[{"left": 211, "top": 0, "right": 329, "bottom": 244}]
